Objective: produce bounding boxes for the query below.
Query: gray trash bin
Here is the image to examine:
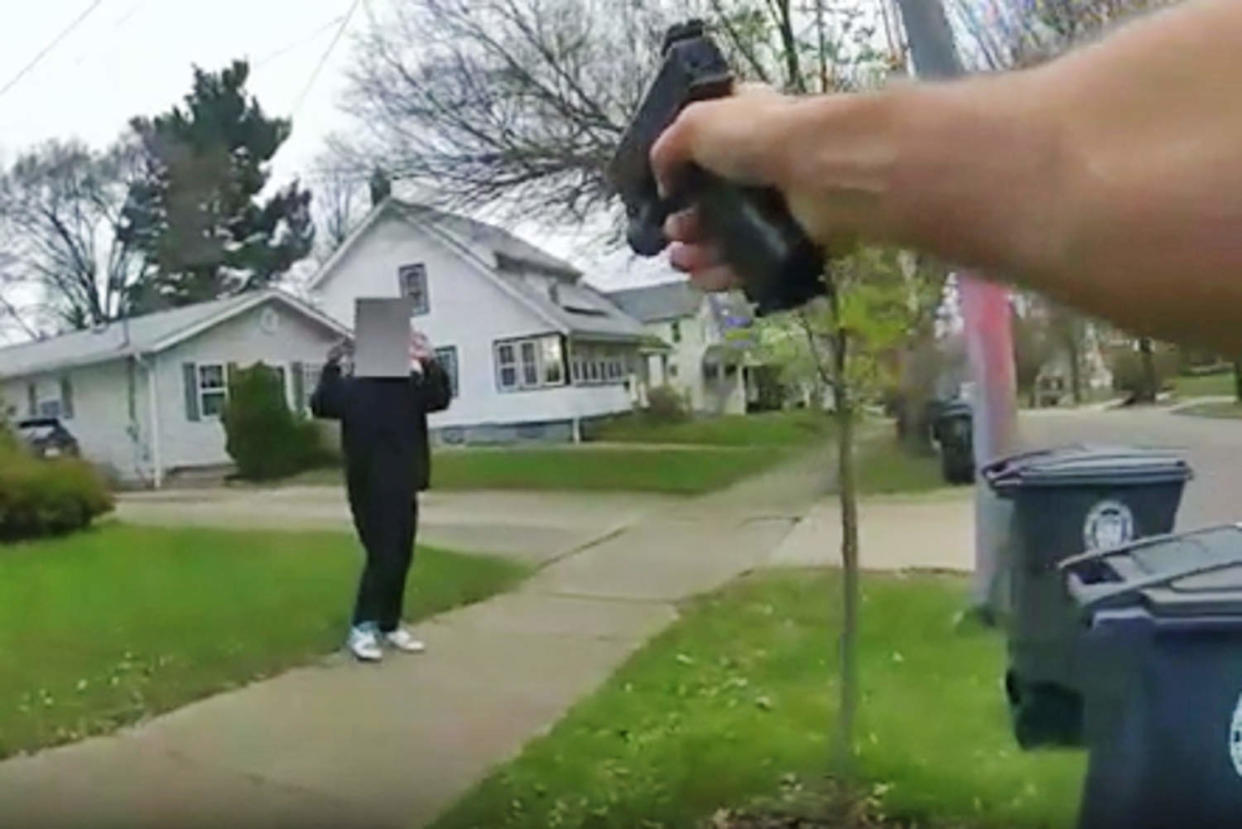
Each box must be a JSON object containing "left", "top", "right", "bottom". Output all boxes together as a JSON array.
[
  {"left": 931, "top": 400, "right": 974, "bottom": 485},
  {"left": 983, "top": 446, "right": 1192, "bottom": 748},
  {"left": 1062, "top": 525, "right": 1242, "bottom": 829}
]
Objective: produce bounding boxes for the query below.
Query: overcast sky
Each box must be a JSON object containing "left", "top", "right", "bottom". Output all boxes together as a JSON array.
[{"left": 0, "top": 0, "right": 678, "bottom": 320}]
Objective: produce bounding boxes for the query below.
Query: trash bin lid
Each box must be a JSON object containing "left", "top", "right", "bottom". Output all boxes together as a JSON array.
[
  {"left": 935, "top": 400, "right": 972, "bottom": 418},
  {"left": 1063, "top": 525, "right": 1242, "bottom": 618},
  {"left": 983, "top": 445, "right": 1192, "bottom": 491}
]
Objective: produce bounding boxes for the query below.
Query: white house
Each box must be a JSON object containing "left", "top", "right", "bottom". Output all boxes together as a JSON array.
[
  {"left": 0, "top": 290, "right": 350, "bottom": 486},
  {"left": 308, "top": 198, "right": 664, "bottom": 442},
  {"left": 607, "top": 280, "right": 766, "bottom": 415}
]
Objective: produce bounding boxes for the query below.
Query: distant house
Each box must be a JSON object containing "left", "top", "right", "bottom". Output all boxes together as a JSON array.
[
  {"left": 608, "top": 280, "right": 768, "bottom": 415},
  {"left": 0, "top": 290, "right": 350, "bottom": 486},
  {"left": 308, "top": 198, "right": 664, "bottom": 442}
]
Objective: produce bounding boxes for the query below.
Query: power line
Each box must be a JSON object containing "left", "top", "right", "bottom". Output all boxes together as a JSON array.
[
  {"left": 291, "top": 0, "right": 362, "bottom": 117},
  {"left": 254, "top": 14, "right": 348, "bottom": 70},
  {"left": 0, "top": 0, "right": 106, "bottom": 101}
]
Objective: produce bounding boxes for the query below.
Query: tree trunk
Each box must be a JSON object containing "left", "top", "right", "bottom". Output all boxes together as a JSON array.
[
  {"left": 1068, "top": 338, "right": 1083, "bottom": 404},
  {"left": 1137, "top": 338, "right": 1158, "bottom": 403},
  {"left": 832, "top": 327, "right": 859, "bottom": 776}
]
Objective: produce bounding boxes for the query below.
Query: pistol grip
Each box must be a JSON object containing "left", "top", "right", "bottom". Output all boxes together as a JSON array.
[{"left": 688, "top": 170, "right": 827, "bottom": 315}]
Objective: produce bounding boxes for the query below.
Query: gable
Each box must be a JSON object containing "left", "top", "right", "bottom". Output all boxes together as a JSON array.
[{"left": 309, "top": 208, "right": 563, "bottom": 337}]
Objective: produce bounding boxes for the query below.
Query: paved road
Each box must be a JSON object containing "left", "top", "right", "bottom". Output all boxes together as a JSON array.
[
  {"left": 771, "top": 404, "right": 1242, "bottom": 573},
  {"left": 1019, "top": 405, "right": 1242, "bottom": 530}
]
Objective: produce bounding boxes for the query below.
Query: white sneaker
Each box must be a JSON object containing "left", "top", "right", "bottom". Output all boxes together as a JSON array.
[
  {"left": 347, "top": 625, "right": 383, "bottom": 662},
  {"left": 383, "top": 627, "right": 426, "bottom": 654}
]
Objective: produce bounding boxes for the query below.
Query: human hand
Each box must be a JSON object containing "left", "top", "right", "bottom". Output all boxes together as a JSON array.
[
  {"left": 410, "top": 331, "right": 433, "bottom": 367},
  {"left": 327, "top": 339, "right": 353, "bottom": 364},
  {"left": 650, "top": 85, "right": 859, "bottom": 292}
]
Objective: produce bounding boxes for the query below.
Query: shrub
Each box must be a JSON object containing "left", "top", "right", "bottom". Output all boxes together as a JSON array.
[
  {"left": 0, "top": 442, "right": 114, "bottom": 541},
  {"left": 644, "top": 385, "right": 690, "bottom": 423},
  {"left": 221, "top": 363, "right": 326, "bottom": 480}
]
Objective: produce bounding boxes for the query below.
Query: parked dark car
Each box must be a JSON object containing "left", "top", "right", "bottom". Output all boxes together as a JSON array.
[{"left": 15, "top": 418, "right": 80, "bottom": 459}]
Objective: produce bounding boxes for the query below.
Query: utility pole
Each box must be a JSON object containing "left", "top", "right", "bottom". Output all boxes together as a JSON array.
[{"left": 893, "top": 0, "right": 1020, "bottom": 621}]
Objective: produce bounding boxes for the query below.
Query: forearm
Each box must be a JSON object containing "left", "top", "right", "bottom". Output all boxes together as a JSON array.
[{"left": 772, "top": 0, "right": 1242, "bottom": 349}]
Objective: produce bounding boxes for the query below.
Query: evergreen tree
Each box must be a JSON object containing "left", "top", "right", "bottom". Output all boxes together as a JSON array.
[{"left": 121, "top": 60, "right": 313, "bottom": 310}]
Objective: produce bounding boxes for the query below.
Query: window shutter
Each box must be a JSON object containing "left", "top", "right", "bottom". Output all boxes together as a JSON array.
[
  {"left": 60, "top": 375, "right": 75, "bottom": 420},
  {"left": 183, "top": 363, "right": 200, "bottom": 422},
  {"left": 26, "top": 383, "right": 36, "bottom": 417},
  {"left": 291, "top": 361, "right": 305, "bottom": 413}
]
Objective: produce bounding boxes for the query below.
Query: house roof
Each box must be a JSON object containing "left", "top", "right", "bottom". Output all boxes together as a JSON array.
[
  {"left": 607, "top": 280, "right": 702, "bottom": 323},
  {"left": 0, "top": 289, "right": 349, "bottom": 380},
  {"left": 309, "top": 198, "right": 648, "bottom": 342}
]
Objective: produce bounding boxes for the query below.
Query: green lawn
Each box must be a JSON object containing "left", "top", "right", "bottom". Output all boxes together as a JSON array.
[
  {"left": 1171, "top": 371, "right": 1234, "bottom": 399},
  {"left": 292, "top": 446, "right": 794, "bottom": 495},
  {"left": 588, "top": 411, "right": 834, "bottom": 447},
  {"left": 0, "top": 524, "right": 529, "bottom": 758},
  {"left": 431, "top": 570, "right": 1083, "bottom": 829},
  {"left": 1175, "top": 401, "right": 1242, "bottom": 419},
  {"left": 855, "top": 438, "right": 948, "bottom": 495}
]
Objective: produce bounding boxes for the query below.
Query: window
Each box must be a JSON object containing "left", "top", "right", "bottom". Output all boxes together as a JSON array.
[
  {"left": 198, "top": 363, "right": 227, "bottom": 417},
  {"left": 300, "top": 363, "right": 323, "bottom": 411},
  {"left": 495, "top": 335, "right": 567, "bottom": 391},
  {"left": 520, "top": 341, "right": 539, "bottom": 386},
  {"left": 669, "top": 363, "right": 679, "bottom": 378},
  {"left": 271, "top": 365, "right": 289, "bottom": 408},
  {"left": 542, "top": 338, "right": 563, "bottom": 385},
  {"left": 38, "top": 399, "right": 61, "bottom": 418},
  {"left": 671, "top": 320, "right": 681, "bottom": 344},
  {"left": 496, "top": 344, "right": 518, "bottom": 390},
  {"left": 435, "top": 346, "right": 459, "bottom": 397},
  {"left": 399, "top": 263, "right": 429, "bottom": 315}
]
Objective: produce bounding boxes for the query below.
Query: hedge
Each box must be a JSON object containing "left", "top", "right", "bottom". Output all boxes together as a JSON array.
[{"left": 0, "top": 439, "right": 114, "bottom": 541}]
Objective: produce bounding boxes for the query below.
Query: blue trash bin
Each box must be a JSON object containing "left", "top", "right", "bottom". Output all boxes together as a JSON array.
[{"left": 1063, "top": 524, "right": 1242, "bottom": 828}]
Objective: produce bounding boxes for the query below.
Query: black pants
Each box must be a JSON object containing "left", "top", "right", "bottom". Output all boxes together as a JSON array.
[{"left": 347, "top": 470, "right": 418, "bottom": 632}]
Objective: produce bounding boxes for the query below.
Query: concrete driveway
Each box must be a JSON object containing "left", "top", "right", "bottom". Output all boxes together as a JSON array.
[{"left": 116, "top": 486, "right": 675, "bottom": 566}]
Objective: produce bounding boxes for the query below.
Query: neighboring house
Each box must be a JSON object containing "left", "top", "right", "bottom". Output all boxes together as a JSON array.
[
  {"left": 0, "top": 290, "right": 350, "bottom": 486},
  {"left": 308, "top": 197, "right": 663, "bottom": 443},
  {"left": 1033, "top": 325, "right": 1114, "bottom": 406},
  {"left": 608, "top": 280, "right": 766, "bottom": 415}
]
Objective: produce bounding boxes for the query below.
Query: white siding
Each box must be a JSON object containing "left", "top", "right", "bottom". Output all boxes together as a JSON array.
[
  {"left": 313, "top": 213, "right": 635, "bottom": 429},
  {"left": 645, "top": 302, "right": 746, "bottom": 415},
  {"left": 155, "top": 301, "right": 342, "bottom": 471},
  {"left": 2, "top": 360, "right": 156, "bottom": 483}
]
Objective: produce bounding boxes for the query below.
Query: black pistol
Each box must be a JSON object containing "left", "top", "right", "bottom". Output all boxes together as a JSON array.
[{"left": 607, "top": 20, "right": 827, "bottom": 316}]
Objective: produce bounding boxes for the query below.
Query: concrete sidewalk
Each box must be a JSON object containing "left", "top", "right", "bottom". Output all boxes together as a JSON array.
[
  {"left": 0, "top": 450, "right": 835, "bottom": 829},
  {"left": 767, "top": 487, "right": 974, "bottom": 572}
]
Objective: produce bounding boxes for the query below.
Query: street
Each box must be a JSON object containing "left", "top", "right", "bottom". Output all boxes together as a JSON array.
[{"left": 1019, "top": 405, "right": 1242, "bottom": 531}]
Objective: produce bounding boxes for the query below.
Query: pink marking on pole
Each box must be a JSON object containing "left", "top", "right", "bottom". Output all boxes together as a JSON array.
[{"left": 958, "top": 272, "right": 1018, "bottom": 465}]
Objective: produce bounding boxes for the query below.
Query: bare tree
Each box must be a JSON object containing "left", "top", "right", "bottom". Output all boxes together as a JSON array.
[
  {"left": 0, "top": 139, "right": 148, "bottom": 332},
  {"left": 953, "top": 0, "right": 1175, "bottom": 71},
  {"left": 311, "top": 153, "right": 370, "bottom": 260},
  {"left": 337, "top": 0, "right": 889, "bottom": 225}
]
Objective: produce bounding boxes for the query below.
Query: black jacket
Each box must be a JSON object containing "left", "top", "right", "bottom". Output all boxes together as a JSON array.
[{"left": 309, "top": 359, "right": 452, "bottom": 492}]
